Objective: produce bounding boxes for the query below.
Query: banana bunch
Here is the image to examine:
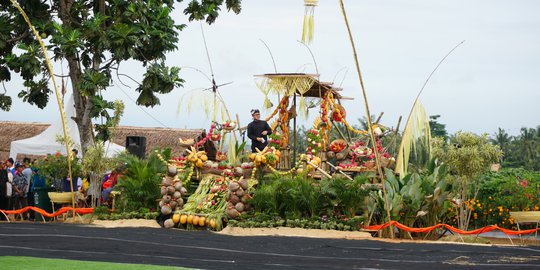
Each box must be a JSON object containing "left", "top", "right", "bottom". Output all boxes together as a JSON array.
[
  {"left": 248, "top": 146, "right": 282, "bottom": 167},
  {"left": 186, "top": 147, "right": 208, "bottom": 168},
  {"left": 178, "top": 137, "right": 195, "bottom": 146}
]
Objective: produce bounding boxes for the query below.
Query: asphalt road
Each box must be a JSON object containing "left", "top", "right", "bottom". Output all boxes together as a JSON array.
[{"left": 1, "top": 222, "right": 540, "bottom": 269}]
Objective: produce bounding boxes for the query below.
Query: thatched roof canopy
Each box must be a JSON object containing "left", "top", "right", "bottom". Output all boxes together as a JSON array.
[{"left": 254, "top": 73, "right": 352, "bottom": 100}]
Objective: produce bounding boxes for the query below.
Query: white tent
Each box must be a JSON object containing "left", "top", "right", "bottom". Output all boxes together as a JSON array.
[{"left": 9, "top": 94, "right": 125, "bottom": 159}]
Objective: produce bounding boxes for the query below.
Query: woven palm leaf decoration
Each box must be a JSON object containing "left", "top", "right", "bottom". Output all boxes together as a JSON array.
[
  {"left": 255, "top": 78, "right": 274, "bottom": 109},
  {"left": 394, "top": 100, "right": 432, "bottom": 178},
  {"left": 302, "top": 0, "right": 318, "bottom": 44}
]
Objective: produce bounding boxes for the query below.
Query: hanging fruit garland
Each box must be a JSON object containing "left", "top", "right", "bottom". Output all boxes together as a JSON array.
[
  {"left": 327, "top": 93, "right": 368, "bottom": 136},
  {"left": 319, "top": 92, "right": 332, "bottom": 150},
  {"left": 277, "top": 97, "right": 290, "bottom": 149},
  {"left": 266, "top": 159, "right": 303, "bottom": 176},
  {"left": 264, "top": 96, "right": 288, "bottom": 122},
  {"left": 194, "top": 123, "right": 217, "bottom": 148}
]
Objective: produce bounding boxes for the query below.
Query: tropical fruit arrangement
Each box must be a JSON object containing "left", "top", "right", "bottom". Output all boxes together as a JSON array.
[{"left": 159, "top": 165, "right": 187, "bottom": 228}]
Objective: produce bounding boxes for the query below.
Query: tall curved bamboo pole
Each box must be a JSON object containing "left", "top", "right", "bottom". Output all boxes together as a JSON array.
[
  {"left": 338, "top": 0, "right": 393, "bottom": 238},
  {"left": 10, "top": 1, "right": 76, "bottom": 219}
]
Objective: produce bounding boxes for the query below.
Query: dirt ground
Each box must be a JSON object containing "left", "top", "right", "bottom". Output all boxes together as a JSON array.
[{"left": 82, "top": 218, "right": 540, "bottom": 246}]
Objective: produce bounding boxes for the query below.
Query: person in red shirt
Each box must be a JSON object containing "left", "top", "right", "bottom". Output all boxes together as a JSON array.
[{"left": 101, "top": 169, "right": 119, "bottom": 206}]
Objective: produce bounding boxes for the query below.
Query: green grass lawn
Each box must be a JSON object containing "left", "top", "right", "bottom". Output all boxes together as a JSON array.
[{"left": 0, "top": 256, "right": 193, "bottom": 270}]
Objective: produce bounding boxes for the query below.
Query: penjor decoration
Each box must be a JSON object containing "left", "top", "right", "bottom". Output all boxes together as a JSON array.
[{"left": 302, "top": 0, "right": 318, "bottom": 44}]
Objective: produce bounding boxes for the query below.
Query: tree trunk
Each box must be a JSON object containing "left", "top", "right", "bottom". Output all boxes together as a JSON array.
[{"left": 59, "top": 0, "right": 95, "bottom": 154}]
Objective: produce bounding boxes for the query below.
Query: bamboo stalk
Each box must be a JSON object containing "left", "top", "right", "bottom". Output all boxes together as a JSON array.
[
  {"left": 375, "top": 112, "right": 384, "bottom": 124},
  {"left": 306, "top": 161, "right": 332, "bottom": 179},
  {"left": 10, "top": 0, "right": 76, "bottom": 221},
  {"left": 330, "top": 120, "right": 348, "bottom": 142},
  {"left": 338, "top": 0, "right": 393, "bottom": 238},
  {"left": 324, "top": 161, "right": 353, "bottom": 180}
]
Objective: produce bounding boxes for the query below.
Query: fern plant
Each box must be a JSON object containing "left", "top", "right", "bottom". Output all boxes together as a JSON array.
[{"left": 114, "top": 149, "right": 169, "bottom": 212}]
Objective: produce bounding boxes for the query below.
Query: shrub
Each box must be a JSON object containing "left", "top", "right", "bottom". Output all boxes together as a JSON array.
[{"left": 470, "top": 168, "right": 540, "bottom": 229}]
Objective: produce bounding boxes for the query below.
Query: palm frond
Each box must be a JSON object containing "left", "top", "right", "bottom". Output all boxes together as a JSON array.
[{"left": 394, "top": 100, "right": 431, "bottom": 178}]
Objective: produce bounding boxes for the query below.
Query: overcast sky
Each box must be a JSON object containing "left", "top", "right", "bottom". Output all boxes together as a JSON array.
[{"left": 2, "top": 0, "right": 539, "bottom": 136}]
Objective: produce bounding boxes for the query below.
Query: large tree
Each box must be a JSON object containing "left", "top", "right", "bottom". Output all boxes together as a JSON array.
[{"left": 0, "top": 0, "right": 241, "bottom": 153}]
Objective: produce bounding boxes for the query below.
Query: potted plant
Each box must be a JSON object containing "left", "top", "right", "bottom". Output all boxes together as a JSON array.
[{"left": 37, "top": 152, "right": 82, "bottom": 203}]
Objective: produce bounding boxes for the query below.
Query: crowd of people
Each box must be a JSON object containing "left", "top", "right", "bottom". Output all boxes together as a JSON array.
[
  {"left": 0, "top": 157, "right": 42, "bottom": 220},
  {"left": 0, "top": 152, "right": 123, "bottom": 221}
]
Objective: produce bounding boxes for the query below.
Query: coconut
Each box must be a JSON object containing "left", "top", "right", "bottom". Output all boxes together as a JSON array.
[
  {"left": 226, "top": 190, "right": 233, "bottom": 200},
  {"left": 226, "top": 207, "right": 240, "bottom": 218},
  {"left": 226, "top": 201, "right": 235, "bottom": 208},
  {"left": 159, "top": 200, "right": 165, "bottom": 207},
  {"left": 167, "top": 165, "right": 178, "bottom": 177},
  {"left": 238, "top": 179, "right": 249, "bottom": 190},
  {"left": 169, "top": 200, "right": 178, "bottom": 209},
  {"left": 241, "top": 194, "right": 251, "bottom": 204},
  {"left": 326, "top": 151, "right": 336, "bottom": 159},
  {"left": 164, "top": 218, "right": 175, "bottom": 228},
  {"left": 228, "top": 181, "right": 240, "bottom": 192},
  {"left": 161, "top": 204, "right": 172, "bottom": 215},
  {"left": 173, "top": 191, "right": 182, "bottom": 200},
  {"left": 162, "top": 176, "right": 173, "bottom": 186},
  {"left": 235, "top": 202, "right": 245, "bottom": 212},
  {"left": 180, "top": 187, "right": 187, "bottom": 196},
  {"left": 234, "top": 167, "right": 244, "bottom": 175},
  {"left": 162, "top": 194, "right": 172, "bottom": 203},
  {"left": 229, "top": 194, "right": 240, "bottom": 205},
  {"left": 160, "top": 186, "right": 167, "bottom": 195},
  {"left": 166, "top": 185, "right": 176, "bottom": 195},
  {"left": 174, "top": 181, "right": 183, "bottom": 191},
  {"left": 235, "top": 187, "right": 245, "bottom": 197},
  {"left": 176, "top": 198, "right": 184, "bottom": 208}
]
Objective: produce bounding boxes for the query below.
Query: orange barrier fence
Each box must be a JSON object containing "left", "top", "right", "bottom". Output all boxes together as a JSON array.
[
  {"left": 0, "top": 206, "right": 93, "bottom": 218},
  {"left": 364, "top": 220, "right": 540, "bottom": 235}
]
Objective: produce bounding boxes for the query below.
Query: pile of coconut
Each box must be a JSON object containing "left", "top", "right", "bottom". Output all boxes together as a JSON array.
[
  {"left": 226, "top": 177, "right": 251, "bottom": 219},
  {"left": 160, "top": 165, "right": 187, "bottom": 228}
]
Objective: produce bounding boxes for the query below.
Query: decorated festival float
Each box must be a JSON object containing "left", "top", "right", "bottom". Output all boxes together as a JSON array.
[
  {"left": 155, "top": 70, "right": 400, "bottom": 231},
  {"left": 3, "top": 0, "right": 540, "bottom": 244}
]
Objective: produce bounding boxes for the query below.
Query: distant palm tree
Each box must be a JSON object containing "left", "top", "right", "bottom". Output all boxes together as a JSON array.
[
  {"left": 491, "top": 128, "right": 512, "bottom": 161},
  {"left": 518, "top": 127, "right": 537, "bottom": 169}
]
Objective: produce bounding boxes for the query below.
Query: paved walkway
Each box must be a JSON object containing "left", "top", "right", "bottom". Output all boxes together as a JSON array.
[{"left": 1, "top": 222, "right": 540, "bottom": 269}]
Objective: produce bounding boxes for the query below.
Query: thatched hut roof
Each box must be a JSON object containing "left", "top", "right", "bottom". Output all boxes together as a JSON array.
[
  {"left": 0, "top": 121, "right": 215, "bottom": 160},
  {"left": 253, "top": 73, "right": 353, "bottom": 100}
]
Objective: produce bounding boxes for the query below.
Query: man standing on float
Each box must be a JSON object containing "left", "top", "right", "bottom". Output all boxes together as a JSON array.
[{"left": 247, "top": 109, "right": 273, "bottom": 153}]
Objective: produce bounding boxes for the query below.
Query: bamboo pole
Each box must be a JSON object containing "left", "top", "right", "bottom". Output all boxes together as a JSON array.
[
  {"left": 338, "top": 0, "right": 394, "bottom": 238},
  {"left": 10, "top": 0, "right": 76, "bottom": 221},
  {"left": 324, "top": 161, "right": 353, "bottom": 180},
  {"left": 293, "top": 93, "right": 297, "bottom": 167}
]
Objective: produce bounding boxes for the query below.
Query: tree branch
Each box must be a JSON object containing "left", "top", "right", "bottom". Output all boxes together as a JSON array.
[{"left": 7, "top": 30, "right": 29, "bottom": 43}]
